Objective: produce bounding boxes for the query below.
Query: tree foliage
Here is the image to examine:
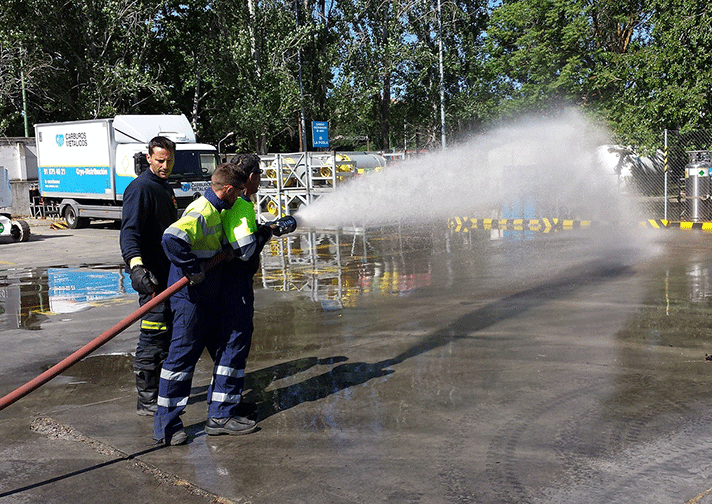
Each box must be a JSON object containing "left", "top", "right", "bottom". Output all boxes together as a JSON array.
[{"left": 0, "top": 0, "right": 710, "bottom": 151}]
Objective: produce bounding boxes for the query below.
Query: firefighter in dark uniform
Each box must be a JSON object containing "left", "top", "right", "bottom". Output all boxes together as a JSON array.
[{"left": 120, "top": 136, "right": 178, "bottom": 415}]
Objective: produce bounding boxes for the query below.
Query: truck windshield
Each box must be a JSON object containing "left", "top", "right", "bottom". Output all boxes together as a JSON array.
[{"left": 171, "top": 151, "right": 218, "bottom": 181}]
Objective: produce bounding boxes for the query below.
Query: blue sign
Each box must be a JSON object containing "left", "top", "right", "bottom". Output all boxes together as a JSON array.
[{"left": 312, "top": 121, "right": 329, "bottom": 148}]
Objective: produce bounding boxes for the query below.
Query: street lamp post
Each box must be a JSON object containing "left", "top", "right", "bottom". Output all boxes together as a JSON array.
[{"left": 218, "top": 132, "right": 235, "bottom": 161}]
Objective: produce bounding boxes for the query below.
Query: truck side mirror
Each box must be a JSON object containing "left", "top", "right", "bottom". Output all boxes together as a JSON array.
[{"left": 134, "top": 152, "right": 149, "bottom": 175}]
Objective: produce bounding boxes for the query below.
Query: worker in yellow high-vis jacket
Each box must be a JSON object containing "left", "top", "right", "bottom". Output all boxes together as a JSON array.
[
  {"left": 208, "top": 153, "right": 296, "bottom": 436},
  {"left": 153, "top": 163, "right": 246, "bottom": 446}
]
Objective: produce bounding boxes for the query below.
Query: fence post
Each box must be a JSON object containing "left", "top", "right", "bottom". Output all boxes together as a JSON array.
[{"left": 664, "top": 129, "right": 668, "bottom": 221}]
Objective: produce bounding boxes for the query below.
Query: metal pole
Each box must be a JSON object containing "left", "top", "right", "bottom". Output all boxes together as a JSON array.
[
  {"left": 20, "top": 55, "right": 29, "bottom": 137},
  {"left": 437, "top": 0, "right": 446, "bottom": 150},
  {"left": 294, "top": 0, "right": 307, "bottom": 153},
  {"left": 218, "top": 131, "right": 234, "bottom": 160},
  {"left": 664, "top": 129, "right": 668, "bottom": 221}
]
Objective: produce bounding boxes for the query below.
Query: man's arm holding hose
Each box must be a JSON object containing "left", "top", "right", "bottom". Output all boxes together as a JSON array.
[
  {"left": 231, "top": 216, "right": 296, "bottom": 259},
  {"left": 162, "top": 227, "right": 205, "bottom": 285}
]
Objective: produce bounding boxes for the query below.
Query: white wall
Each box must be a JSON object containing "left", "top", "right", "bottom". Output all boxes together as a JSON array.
[{"left": 0, "top": 138, "right": 37, "bottom": 181}]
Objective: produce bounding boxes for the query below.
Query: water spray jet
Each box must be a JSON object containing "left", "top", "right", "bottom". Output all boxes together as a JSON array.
[{"left": 294, "top": 110, "right": 643, "bottom": 238}]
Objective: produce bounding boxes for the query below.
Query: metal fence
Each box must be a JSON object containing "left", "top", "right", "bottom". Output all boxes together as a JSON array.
[
  {"left": 663, "top": 130, "right": 712, "bottom": 222},
  {"left": 614, "top": 130, "right": 712, "bottom": 222}
]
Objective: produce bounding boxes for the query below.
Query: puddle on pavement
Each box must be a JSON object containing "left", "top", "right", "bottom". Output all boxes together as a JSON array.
[
  {"left": 45, "top": 353, "right": 135, "bottom": 386},
  {"left": 0, "top": 228, "right": 443, "bottom": 331},
  {"left": 2, "top": 227, "right": 710, "bottom": 342},
  {"left": 0, "top": 226, "right": 712, "bottom": 330},
  {"left": 8, "top": 226, "right": 712, "bottom": 478},
  {"left": 0, "top": 266, "right": 135, "bottom": 330},
  {"left": 258, "top": 229, "right": 437, "bottom": 310}
]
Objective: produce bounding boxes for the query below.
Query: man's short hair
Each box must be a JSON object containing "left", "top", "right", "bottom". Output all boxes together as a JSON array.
[
  {"left": 212, "top": 162, "right": 246, "bottom": 190},
  {"left": 229, "top": 153, "right": 262, "bottom": 176},
  {"left": 148, "top": 136, "right": 176, "bottom": 155}
]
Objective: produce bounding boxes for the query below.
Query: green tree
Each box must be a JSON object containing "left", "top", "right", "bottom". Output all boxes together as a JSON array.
[
  {"left": 485, "top": 0, "right": 595, "bottom": 114},
  {"left": 620, "top": 0, "right": 712, "bottom": 145},
  {"left": 147, "top": 0, "right": 224, "bottom": 140},
  {"left": 0, "top": 0, "right": 171, "bottom": 133},
  {"left": 338, "top": 0, "right": 415, "bottom": 150},
  {"left": 206, "top": 0, "right": 307, "bottom": 153},
  {"left": 0, "top": 31, "right": 51, "bottom": 136},
  {"left": 401, "top": 0, "right": 491, "bottom": 148},
  {"left": 300, "top": 0, "right": 343, "bottom": 133}
]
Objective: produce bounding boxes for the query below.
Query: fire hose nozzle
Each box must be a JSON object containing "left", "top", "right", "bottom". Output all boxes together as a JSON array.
[{"left": 268, "top": 215, "right": 298, "bottom": 236}]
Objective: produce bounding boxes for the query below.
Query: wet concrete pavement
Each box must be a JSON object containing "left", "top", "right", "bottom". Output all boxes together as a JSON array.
[{"left": 3, "top": 219, "right": 712, "bottom": 503}]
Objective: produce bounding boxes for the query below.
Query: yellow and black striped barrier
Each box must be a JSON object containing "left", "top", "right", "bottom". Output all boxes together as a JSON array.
[
  {"left": 637, "top": 219, "right": 712, "bottom": 231},
  {"left": 448, "top": 217, "right": 592, "bottom": 233},
  {"left": 49, "top": 221, "right": 68, "bottom": 230},
  {"left": 449, "top": 217, "right": 712, "bottom": 233},
  {"left": 641, "top": 219, "right": 668, "bottom": 229}
]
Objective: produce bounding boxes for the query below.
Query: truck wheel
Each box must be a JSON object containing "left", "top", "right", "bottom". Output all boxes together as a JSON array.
[
  {"left": 64, "top": 206, "right": 89, "bottom": 229},
  {"left": 11, "top": 220, "right": 31, "bottom": 242}
]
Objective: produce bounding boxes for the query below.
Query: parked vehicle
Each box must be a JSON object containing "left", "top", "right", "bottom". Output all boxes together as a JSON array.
[{"left": 33, "top": 115, "right": 218, "bottom": 228}]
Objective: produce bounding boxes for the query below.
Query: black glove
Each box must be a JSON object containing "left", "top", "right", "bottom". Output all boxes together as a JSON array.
[
  {"left": 256, "top": 224, "right": 273, "bottom": 241},
  {"left": 130, "top": 265, "right": 159, "bottom": 295},
  {"left": 222, "top": 244, "right": 236, "bottom": 262},
  {"left": 186, "top": 263, "right": 206, "bottom": 286}
]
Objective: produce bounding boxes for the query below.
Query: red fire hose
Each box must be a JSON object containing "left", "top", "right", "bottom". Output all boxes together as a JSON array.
[{"left": 0, "top": 250, "right": 227, "bottom": 412}]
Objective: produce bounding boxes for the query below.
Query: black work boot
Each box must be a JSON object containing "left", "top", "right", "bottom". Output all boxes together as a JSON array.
[
  {"left": 205, "top": 416, "right": 257, "bottom": 436},
  {"left": 135, "top": 369, "right": 158, "bottom": 416}
]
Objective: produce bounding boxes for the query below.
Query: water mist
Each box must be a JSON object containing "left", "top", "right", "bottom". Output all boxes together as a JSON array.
[{"left": 295, "top": 110, "right": 645, "bottom": 242}]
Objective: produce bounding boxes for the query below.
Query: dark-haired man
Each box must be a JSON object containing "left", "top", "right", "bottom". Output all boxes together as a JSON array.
[
  {"left": 203, "top": 153, "right": 272, "bottom": 436},
  {"left": 120, "top": 136, "right": 178, "bottom": 416}
]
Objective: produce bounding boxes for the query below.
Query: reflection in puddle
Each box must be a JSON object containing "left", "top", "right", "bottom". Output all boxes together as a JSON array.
[
  {"left": 0, "top": 267, "right": 134, "bottom": 330},
  {"left": 0, "top": 230, "right": 437, "bottom": 331},
  {"left": 259, "top": 230, "right": 433, "bottom": 309},
  {"left": 686, "top": 261, "right": 712, "bottom": 303},
  {"left": 46, "top": 268, "right": 135, "bottom": 313},
  {"left": 0, "top": 230, "right": 439, "bottom": 330},
  {"left": 1, "top": 227, "right": 671, "bottom": 332},
  {"left": 0, "top": 269, "right": 49, "bottom": 331}
]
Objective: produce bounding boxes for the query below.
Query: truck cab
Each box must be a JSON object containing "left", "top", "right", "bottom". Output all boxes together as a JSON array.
[{"left": 117, "top": 141, "right": 217, "bottom": 210}]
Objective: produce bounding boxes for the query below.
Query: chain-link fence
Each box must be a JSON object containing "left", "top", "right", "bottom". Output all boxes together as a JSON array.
[
  {"left": 663, "top": 130, "right": 712, "bottom": 222},
  {"left": 616, "top": 130, "right": 712, "bottom": 222}
]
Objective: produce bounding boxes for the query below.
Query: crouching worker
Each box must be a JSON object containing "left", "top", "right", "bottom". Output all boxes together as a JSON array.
[{"left": 153, "top": 163, "right": 249, "bottom": 446}]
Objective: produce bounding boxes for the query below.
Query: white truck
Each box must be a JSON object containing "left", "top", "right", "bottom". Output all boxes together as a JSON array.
[{"left": 33, "top": 115, "right": 218, "bottom": 228}]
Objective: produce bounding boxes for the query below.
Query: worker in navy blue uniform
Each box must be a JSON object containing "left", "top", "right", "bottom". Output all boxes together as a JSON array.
[
  {"left": 153, "top": 163, "right": 248, "bottom": 445},
  {"left": 120, "top": 136, "right": 178, "bottom": 416},
  {"left": 205, "top": 153, "right": 275, "bottom": 435}
]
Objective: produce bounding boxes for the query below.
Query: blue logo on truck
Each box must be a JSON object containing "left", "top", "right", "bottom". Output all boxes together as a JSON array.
[
  {"left": 182, "top": 182, "right": 190, "bottom": 192},
  {"left": 55, "top": 134, "right": 64, "bottom": 147}
]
